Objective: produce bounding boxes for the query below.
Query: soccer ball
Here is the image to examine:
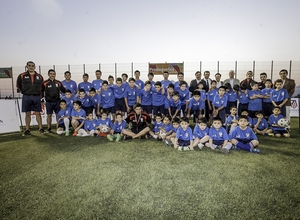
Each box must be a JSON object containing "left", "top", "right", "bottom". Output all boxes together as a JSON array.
[
  {"left": 101, "top": 125, "right": 109, "bottom": 133},
  {"left": 277, "top": 118, "right": 289, "bottom": 127},
  {"left": 159, "top": 130, "right": 166, "bottom": 139}
]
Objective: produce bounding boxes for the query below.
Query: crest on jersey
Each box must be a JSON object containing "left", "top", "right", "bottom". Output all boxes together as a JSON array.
[{"left": 219, "top": 132, "right": 223, "bottom": 137}]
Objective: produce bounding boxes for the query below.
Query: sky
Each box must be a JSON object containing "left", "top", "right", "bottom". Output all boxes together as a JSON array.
[{"left": 1, "top": 0, "right": 300, "bottom": 66}]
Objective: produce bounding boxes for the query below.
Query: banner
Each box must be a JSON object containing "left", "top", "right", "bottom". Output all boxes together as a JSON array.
[
  {"left": 149, "top": 63, "right": 184, "bottom": 75},
  {"left": 0, "top": 100, "right": 20, "bottom": 133},
  {"left": 290, "top": 98, "right": 299, "bottom": 117},
  {"left": 0, "top": 67, "right": 12, "bottom": 78}
]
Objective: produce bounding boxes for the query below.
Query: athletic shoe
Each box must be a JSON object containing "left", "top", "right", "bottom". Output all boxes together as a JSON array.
[
  {"left": 65, "top": 131, "right": 70, "bottom": 136},
  {"left": 268, "top": 133, "right": 274, "bottom": 136},
  {"left": 116, "top": 133, "right": 121, "bottom": 142},
  {"left": 177, "top": 146, "right": 183, "bottom": 151},
  {"left": 46, "top": 128, "right": 52, "bottom": 133},
  {"left": 72, "top": 132, "right": 78, "bottom": 137},
  {"left": 164, "top": 139, "right": 170, "bottom": 146},
  {"left": 220, "top": 148, "right": 229, "bottom": 154},
  {"left": 22, "top": 130, "right": 31, "bottom": 136},
  {"left": 107, "top": 134, "right": 114, "bottom": 141},
  {"left": 250, "top": 148, "right": 260, "bottom": 154},
  {"left": 182, "top": 146, "right": 190, "bottom": 151},
  {"left": 198, "top": 143, "right": 204, "bottom": 149},
  {"left": 39, "top": 128, "right": 45, "bottom": 134}
]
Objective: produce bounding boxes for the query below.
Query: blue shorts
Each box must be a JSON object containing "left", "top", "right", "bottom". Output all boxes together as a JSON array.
[
  {"left": 115, "top": 98, "right": 126, "bottom": 112},
  {"left": 273, "top": 130, "right": 288, "bottom": 135},
  {"left": 142, "top": 105, "right": 153, "bottom": 114},
  {"left": 103, "top": 106, "right": 115, "bottom": 114},
  {"left": 22, "top": 94, "right": 42, "bottom": 112},
  {"left": 46, "top": 101, "right": 60, "bottom": 114},
  {"left": 153, "top": 104, "right": 165, "bottom": 116},
  {"left": 178, "top": 139, "right": 190, "bottom": 146}
]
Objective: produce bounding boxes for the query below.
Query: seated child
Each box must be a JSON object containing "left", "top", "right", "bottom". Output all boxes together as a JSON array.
[
  {"left": 107, "top": 113, "right": 127, "bottom": 141},
  {"left": 225, "top": 106, "right": 238, "bottom": 133},
  {"left": 56, "top": 100, "right": 71, "bottom": 136},
  {"left": 95, "top": 109, "right": 113, "bottom": 137},
  {"left": 71, "top": 100, "right": 86, "bottom": 136},
  {"left": 253, "top": 111, "right": 272, "bottom": 135},
  {"left": 164, "top": 117, "right": 181, "bottom": 146},
  {"left": 171, "top": 117, "right": 193, "bottom": 151},
  {"left": 149, "top": 113, "right": 163, "bottom": 139},
  {"left": 207, "top": 117, "right": 232, "bottom": 153},
  {"left": 159, "top": 115, "right": 173, "bottom": 141},
  {"left": 190, "top": 117, "right": 210, "bottom": 150},
  {"left": 77, "top": 112, "right": 97, "bottom": 136},
  {"left": 268, "top": 106, "right": 290, "bottom": 138},
  {"left": 229, "top": 115, "right": 260, "bottom": 153}
]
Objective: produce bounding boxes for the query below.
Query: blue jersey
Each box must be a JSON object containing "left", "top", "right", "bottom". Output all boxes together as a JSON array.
[
  {"left": 61, "top": 95, "right": 76, "bottom": 111},
  {"left": 162, "top": 123, "right": 173, "bottom": 133},
  {"left": 71, "top": 108, "right": 86, "bottom": 123},
  {"left": 112, "top": 120, "right": 127, "bottom": 133},
  {"left": 193, "top": 125, "right": 209, "bottom": 139},
  {"left": 270, "top": 88, "right": 289, "bottom": 103},
  {"left": 176, "top": 88, "right": 190, "bottom": 104},
  {"left": 89, "top": 94, "right": 101, "bottom": 108},
  {"left": 125, "top": 86, "right": 140, "bottom": 106},
  {"left": 61, "top": 80, "right": 77, "bottom": 95},
  {"left": 96, "top": 118, "right": 113, "bottom": 128},
  {"left": 153, "top": 121, "right": 163, "bottom": 133},
  {"left": 140, "top": 89, "right": 152, "bottom": 106},
  {"left": 229, "top": 126, "right": 257, "bottom": 141},
  {"left": 253, "top": 118, "right": 269, "bottom": 130},
  {"left": 176, "top": 126, "right": 193, "bottom": 141},
  {"left": 151, "top": 87, "right": 165, "bottom": 106},
  {"left": 188, "top": 97, "right": 201, "bottom": 111},
  {"left": 77, "top": 95, "right": 91, "bottom": 108},
  {"left": 261, "top": 88, "right": 274, "bottom": 103},
  {"left": 212, "top": 94, "right": 228, "bottom": 108},
  {"left": 246, "top": 116, "right": 253, "bottom": 127},
  {"left": 161, "top": 80, "right": 173, "bottom": 90},
  {"left": 78, "top": 82, "right": 92, "bottom": 93},
  {"left": 268, "top": 114, "right": 285, "bottom": 131},
  {"left": 171, "top": 125, "right": 179, "bottom": 133},
  {"left": 207, "top": 89, "right": 218, "bottom": 102},
  {"left": 91, "top": 79, "right": 103, "bottom": 91},
  {"left": 100, "top": 88, "right": 115, "bottom": 108},
  {"left": 169, "top": 98, "right": 182, "bottom": 110},
  {"left": 57, "top": 109, "right": 71, "bottom": 125},
  {"left": 135, "top": 79, "right": 144, "bottom": 90},
  {"left": 174, "top": 81, "right": 189, "bottom": 90},
  {"left": 238, "top": 90, "right": 249, "bottom": 104},
  {"left": 226, "top": 89, "right": 238, "bottom": 102},
  {"left": 112, "top": 84, "right": 127, "bottom": 99},
  {"left": 84, "top": 119, "right": 97, "bottom": 131},
  {"left": 209, "top": 126, "right": 228, "bottom": 142},
  {"left": 248, "top": 90, "right": 262, "bottom": 111},
  {"left": 226, "top": 114, "right": 238, "bottom": 125}
]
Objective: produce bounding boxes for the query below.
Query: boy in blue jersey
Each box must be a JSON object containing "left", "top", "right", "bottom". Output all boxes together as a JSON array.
[
  {"left": 186, "top": 90, "right": 202, "bottom": 123},
  {"left": 161, "top": 71, "right": 173, "bottom": 90},
  {"left": 100, "top": 80, "right": 115, "bottom": 120},
  {"left": 61, "top": 71, "right": 77, "bottom": 95},
  {"left": 89, "top": 88, "right": 101, "bottom": 117},
  {"left": 240, "top": 109, "right": 253, "bottom": 128},
  {"left": 159, "top": 115, "right": 173, "bottom": 141},
  {"left": 164, "top": 117, "right": 181, "bottom": 146},
  {"left": 164, "top": 83, "right": 175, "bottom": 115},
  {"left": 134, "top": 70, "right": 144, "bottom": 90},
  {"left": 152, "top": 81, "right": 165, "bottom": 116},
  {"left": 95, "top": 109, "right": 113, "bottom": 137},
  {"left": 261, "top": 79, "right": 274, "bottom": 119},
  {"left": 167, "top": 91, "right": 181, "bottom": 119},
  {"left": 237, "top": 83, "right": 249, "bottom": 116},
  {"left": 225, "top": 106, "right": 238, "bottom": 133},
  {"left": 77, "top": 112, "right": 97, "bottom": 136},
  {"left": 56, "top": 100, "right": 71, "bottom": 136},
  {"left": 107, "top": 113, "right": 127, "bottom": 141},
  {"left": 77, "top": 89, "right": 92, "bottom": 114},
  {"left": 108, "top": 75, "right": 114, "bottom": 87},
  {"left": 270, "top": 79, "right": 289, "bottom": 117},
  {"left": 253, "top": 111, "right": 272, "bottom": 136},
  {"left": 207, "top": 80, "right": 218, "bottom": 123},
  {"left": 149, "top": 113, "right": 163, "bottom": 139},
  {"left": 225, "top": 83, "right": 238, "bottom": 116},
  {"left": 61, "top": 89, "right": 76, "bottom": 112},
  {"left": 78, "top": 73, "right": 92, "bottom": 94},
  {"left": 171, "top": 117, "right": 193, "bottom": 151},
  {"left": 92, "top": 70, "right": 103, "bottom": 92},
  {"left": 176, "top": 81, "right": 190, "bottom": 117},
  {"left": 229, "top": 115, "right": 260, "bottom": 153},
  {"left": 212, "top": 86, "right": 228, "bottom": 124},
  {"left": 112, "top": 77, "right": 127, "bottom": 116},
  {"left": 140, "top": 81, "right": 153, "bottom": 116},
  {"left": 190, "top": 117, "right": 210, "bottom": 150},
  {"left": 208, "top": 117, "right": 232, "bottom": 153},
  {"left": 248, "top": 81, "right": 264, "bottom": 118},
  {"left": 147, "top": 72, "right": 156, "bottom": 87},
  {"left": 122, "top": 73, "right": 129, "bottom": 86},
  {"left": 268, "top": 107, "right": 290, "bottom": 138},
  {"left": 124, "top": 78, "right": 140, "bottom": 113},
  {"left": 71, "top": 100, "right": 86, "bottom": 136}
]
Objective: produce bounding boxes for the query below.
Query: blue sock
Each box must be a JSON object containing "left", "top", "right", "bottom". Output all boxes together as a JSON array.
[{"left": 236, "top": 142, "right": 251, "bottom": 151}]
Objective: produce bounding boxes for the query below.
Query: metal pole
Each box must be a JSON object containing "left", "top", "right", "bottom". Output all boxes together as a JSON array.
[
  {"left": 11, "top": 66, "right": 15, "bottom": 98},
  {"left": 253, "top": 60, "right": 255, "bottom": 80},
  {"left": 115, "top": 63, "right": 117, "bottom": 79},
  {"left": 217, "top": 61, "right": 219, "bottom": 73},
  {"left": 131, "top": 62, "right": 133, "bottom": 77},
  {"left": 68, "top": 64, "right": 70, "bottom": 71},
  {"left": 99, "top": 63, "right": 101, "bottom": 71},
  {"left": 200, "top": 61, "right": 202, "bottom": 73},
  {"left": 83, "top": 64, "right": 85, "bottom": 73},
  {"left": 235, "top": 61, "right": 237, "bottom": 78},
  {"left": 289, "top": 60, "right": 292, "bottom": 79},
  {"left": 270, "top": 60, "right": 273, "bottom": 81},
  {"left": 53, "top": 65, "right": 55, "bottom": 71},
  {"left": 39, "top": 65, "right": 41, "bottom": 74}
]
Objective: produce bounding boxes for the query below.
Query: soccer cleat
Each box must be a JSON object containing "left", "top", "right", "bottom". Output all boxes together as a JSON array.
[
  {"left": 198, "top": 143, "right": 204, "bottom": 149},
  {"left": 72, "top": 132, "right": 78, "bottom": 137},
  {"left": 65, "top": 131, "right": 70, "bottom": 136},
  {"left": 46, "top": 128, "right": 52, "bottom": 133},
  {"left": 182, "top": 147, "right": 190, "bottom": 151},
  {"left": 177, "top": 146, "right": 183, "bottom": 151},
  {"left": 39, "top": 128, "right": 45, "bottom": 134},
  {"left": 107, "top": 134, "right": 114, "bottom": 141},
  {"left": 22, "top": 130, "right": 31, "bottom": 136},
  {"left": 116, "top": 133, "right": 121, "bottom": 142},
  {"left": 250, "top": 148, "right": 260, "bottom": 154},
  {"left": 268, "top": 133, "right": 274, "bottom": 136},
  {"left": 220, "top": 148, "right": 229, "bottom": 154},
  {"left": 164, "top": 139, "right": 170, "bottom": 146}
]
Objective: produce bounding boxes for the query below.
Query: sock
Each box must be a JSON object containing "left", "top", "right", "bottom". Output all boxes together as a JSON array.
[
  {"left": 64, "top": 118, "right": 70, "bottom": 131},
  {"left": 57, "top": 130, "right": 64, "bottom": 135},
  {"left": 236, "top": 142, "right": 251, "bottom": 151}
]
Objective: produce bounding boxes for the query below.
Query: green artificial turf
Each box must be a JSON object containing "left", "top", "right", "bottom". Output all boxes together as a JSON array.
[{"left": 0, "top": 118, "right": 300, "bottom": 219}]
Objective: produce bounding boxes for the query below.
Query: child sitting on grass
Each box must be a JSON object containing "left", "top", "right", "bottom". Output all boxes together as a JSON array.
[
  {"left": 164, "top": 117, "right": 181, "bottom": 146},
  {"left": 190, "top": 117, "right": 210, "bottom": 150},
  {"left": 95, "top": 109, "right": 113, "bottom": 137},
  {"left": 229, "top": 115, "right": 260, "bottom": 153},
  {"left": 159, "top": 115, "right": 173, "bottom": 141},
  {"left": 56, "top": 100, "right": 71, "bottom": 136},
  {"left": 149, "top": 113, "right": 163, "bottom": 139},
  {"left": 268, "top": 106, "right": 290, "bottom": 138},
  {"left": 107, "top": 113, "right": 126, "bottom": 141},
  {"left": 225, "top": 106, "right": 238, "bottom": 133},
  {"left": 77, "top": 112, "right": 97, "bottom": 137},
  {"left": 71, "top": 100, "right": 86, "bottom": 136},
  {"left": 171, "top": 117, "right": 193, "bottom": 151},
  {"left": 253, "top": 111, "right": 272, "bottom": 136}
]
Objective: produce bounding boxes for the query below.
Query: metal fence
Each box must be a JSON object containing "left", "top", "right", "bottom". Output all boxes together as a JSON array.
[{"left": 1, "top": 61, "right": 299, "bottom": 98}]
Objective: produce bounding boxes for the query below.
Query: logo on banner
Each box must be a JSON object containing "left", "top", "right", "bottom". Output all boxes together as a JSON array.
[{"left": 291, "top": 99, "right": 298, "bottom": 109}]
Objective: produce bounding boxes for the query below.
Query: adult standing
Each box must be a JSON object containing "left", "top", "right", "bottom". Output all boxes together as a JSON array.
[
  {"left": 279, "top": 69, "right": 296, "bottom": 126},
  {"left": 42, "top": 69, "right": 66, "bottom": 133},
  {"left": 203, "top": 70, "right": 212, "bottom": 120},
  {"left": 61, "top": 71, "right": 77, "bottom": 95},
  {"left": 161, "top": 71, "right": 172, "bottom": 90},
  {"left": 189, "top": 71, "right": 204, "bottom": 93},
  {"left": 223, "top": 70, "right": 240, "bottom": 88},
  {"left": 92, "top": 70, "right": 103, "bottom": 93},
  {"left": 215, "top": 73, "right": 223, "bottom": 88},
  {"left": 240, "top": 71, "right": 255, "bottom": 90},
  {"left": 16, "top": 61, "right": 44, "bottom": 135},
  {"left": 258, "top": 72, "right": 267, "bottom": 90}
]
